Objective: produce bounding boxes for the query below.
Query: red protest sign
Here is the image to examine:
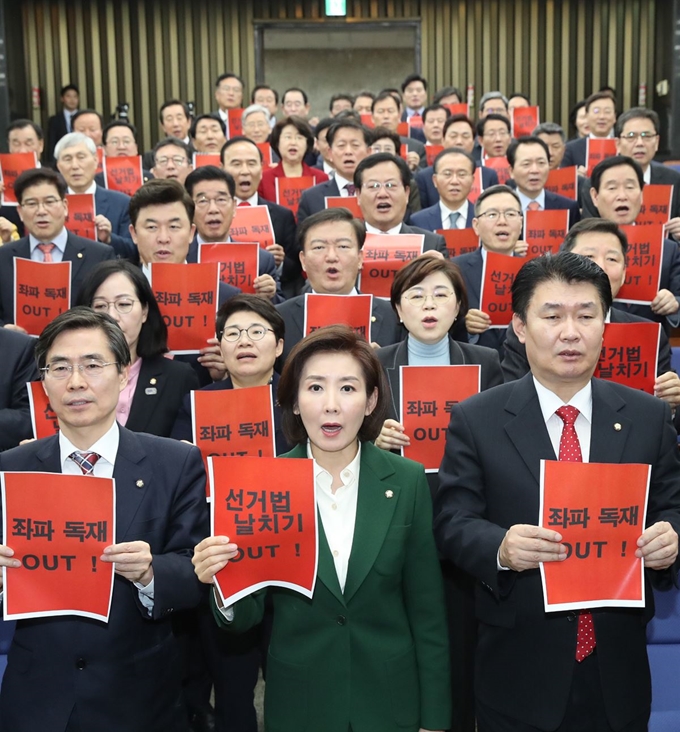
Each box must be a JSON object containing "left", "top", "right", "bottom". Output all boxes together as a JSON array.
[
  {"left": 193, "top": 153, "right": 221, "bottom": 169},
  {"left": 400, "top": 365, "right": 480, "bottom": 471},
  {"left": 324, "top": 196, "right": 363, "bottom": 219},
  {"left": 14, "top": 259, "right": 71, "bottom": 336},
  {"left": 103, "top": 155, "right": 144, "bottom": 196},
  {"left": 198, "top": 242, "right": 259, "bottom": 294},
  {"left": 479, "top": 251, "right": 527, "bottom": 327},
  {"left": 230, "top": 205, "right": 275, "bottom": 249},
  {"left": 586, "top": 138, "right": 617, "bottom": 176},
  {"left": 539, "top": 460, "right": 650, "bottom": 610},
  {"left": 408, "top": 115, "right": 423, "bottom": 130},
  {"left": 425, "top": 145, "right": 444, "bottom": 167},
  {"left": 227, "top": 109, "right": 243, "bottom": 139},
  {"left": 192, "top": 386, "right": 276, "bottom": 493},
  {"left": 275, "top": 176, "right": 316, "bottom": 217},
  {"left": 482, "top": 155, "right": 512, "bottom": 184},
  {"left": 397, "top": 122, "right": 409, "bottom": 137},
  {"left": 468, "top": 166, "right": 483, "bottom": 204},
  {"left": 256, "top": 142, "right": 274, "bottom": 167},
  {"left": 616, "top": 224, "right": 664, "bottom": 304},
  {"left": 0, "top": 153, "right": 39, "bottom": 205},
  {"left": 545, "top": 166, "right": 578, "bottom": 201},
  {"left": 95, "top": 147, "right": 104, "bottom": 176},
  {"left": 65, "top": 193, "right": 96, "bottom": 240},
  {"left": 524, "top": 209, "right": 570, "bottom": 258},
  {"left": 150, "top": 262, "right": 218, "bottom": 353},
  {"left": 637, "top": 185, "right": 673, "bottom": 226},
  {"left": 512, "top": 106, "right": 540, "bottom": 138},
  {"left": 436, "top": 228, "right": 480, "bottom": 258},
  {"left": 304, "top": 293, "right": 373, "bottom": 341},
  {"left": 360, "top": 114, "right": 375, "bottom": 129},
  {"left": 26, "top": 382, "right": 60, "bottom": 439},
  {"left": 1, "top": 471, "right": 115, "bottom": 621},
  {"left": 595, "top": 322, "right": 660, "bottom": 394},
  {"left": 358, "top": 233, "right": 424, "bottom": 299},
  {"left": 443, "top": 103, "right": 470, "bottom": 117},
  {"left": 209, "top": 456, "right": 317, "bottom": 606},
  {"left": 400, "top": 144, "right": 409, "bottom": 162}
]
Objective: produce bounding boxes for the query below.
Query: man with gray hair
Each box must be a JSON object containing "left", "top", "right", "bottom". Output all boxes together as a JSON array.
[
  {"left": 241, "top": 104, "right": 271, "bottom": 145},
  {"left": 55, "top": 132, "right": 135, "bottom": 260},
  {"left": 478, "top": 91, "right": 509, "bottom": 119},
  {"left": 533, "top": 122, "right": 567, "bottom": 170}
]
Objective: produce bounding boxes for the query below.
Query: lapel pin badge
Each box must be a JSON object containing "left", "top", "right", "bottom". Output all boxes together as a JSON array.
[
  {"left": 150, "top": 378, "right": 157, "bottom": 385},
  {"left": 77, "top": 252, "right": 83, "bottom": 258},
  {"left": 136, "top": 479, "right": 144, "bottom": 488},
  {"left": 385, "top": 490, "right": 393, "bottom": 499},
  {"left": 614, "top": 423, "right": 622, "bottom": 431},
  {"left": 371, "top": 316, "right": 377, "bottom": 323},
  {"left": 145, "top": 387, "right": 157, "bottom": 395}
]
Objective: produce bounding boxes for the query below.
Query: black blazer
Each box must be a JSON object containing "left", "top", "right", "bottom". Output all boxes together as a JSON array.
[
  {"left": 435, "top": 374, "right": 680, "bottom": 730},
  {"left": 409, "top": 201, "right": 476, "bottom": 232},
  {"left": 47, "top": 112, "right": 69, "bottom": 162},
  {"left": 297, "top": 178, "right": 342, "bottom": 225},
  {"left": 0, "top": 328, "right": 39, "bottom": 450},
  {"left": 542, "top": 190, "right": 581, "bottom": 228},
  {"left": 125, "top": 355, "right": 200, "bottom": 437},
  {"left": 560, "top": 136, "right": 588, "bottom": 169},
  {"left": 257, "top": 196, "right": 301, "bottom": 297},
  {"left": 0, "top": 233, "right": 116, "bottom": 325}
]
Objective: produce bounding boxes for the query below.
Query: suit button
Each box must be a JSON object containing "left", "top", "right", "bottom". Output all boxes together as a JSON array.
[
  {"left": 76, "top": 657, "right": 87, "bottom": 670},
  {"left": 336, "top": 615, "right": 346, "bottom": 625},
  {"left": 567, "top": 612, "right": 577, "bottom": 622}
]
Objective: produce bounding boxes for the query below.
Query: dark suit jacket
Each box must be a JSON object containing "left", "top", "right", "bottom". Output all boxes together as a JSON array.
[
  {"left": 542, "top": 190, "right": 581, "bottom": 228},
  {"left": 125, "top": 355, "right": 200, "bottom": 437},
  {"left": 297, "top": 178, "right": 342, "bottom": 225},
  {"left": 94, "top": 185, "right": 135, "bottom": 260},
  {"left": 0, "top": 328, "right": 38, "bottom": 450},
  {"left": 257, "top": 196, "right": 300, "bottom": 298},
  {"left": 47, "top": 112, "right": 70, "bottom": 162},
  {"left": 397, "top": 222, "right": 447, "bottom": 254},
  {"left": 409, "top": 201, "right": 476, "bottom": 232},
  {"left": 213, "top": 441, "right": 451, "bottom": 732},
  {"left": 0, "top": 427, "right": 209, "bottom": 732},
  {"left": 415, "top": 164, "right": 499, "bottom": 209},
  {"left": 501, "top": 308, "right": 673, "bottom": 383},
  {"left": 276, "top": 292, "right": 403, "bottom": 365},
  {"left": 0, "top": 233, "right": 116, "bottom": 325},
  {"left": 434, "top": 375, "right": 680, "bottom": 730},
  {"left": 560, "top": 136, "right": 588, "bottom": 169}
]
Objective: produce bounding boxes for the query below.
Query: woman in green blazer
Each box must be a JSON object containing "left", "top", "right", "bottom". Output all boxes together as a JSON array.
[{"left": 193, "top": 325, "right": 451, "bottom": 732}]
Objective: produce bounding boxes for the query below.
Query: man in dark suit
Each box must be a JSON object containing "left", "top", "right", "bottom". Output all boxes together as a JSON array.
[
  {"left": 0, "top": 168, "right": 115, "bottom": 327},
  {"left": 355, "top": 152, "right": 447, "bottom": 255},
  {"left": 220, "top": 136, "right": 301, "bottom": 297},
  {"left": 400, "top": 73, "right": 428, "bottom": 122},
  {"left": 0, "top": 327, "right": 39, "bottom": 450},
  {"left": 410, "top": 148, "right": 477, "bottom": 232},
  {"left": 507, "top": 136, "right": 580, "bottom": 227},
  {"left": 95, "top": 120, "right": 153, "bottom": 187},
  {"left": 297, "top": 119, "right": 371, "bottom": 225},
  {"left": 276, "top": 208, "right": 402, "bottom": 364},
  {"left": 0, "top": 307, "right": 209, "bottom": 732},
  {"left": 371, "top": 91, "right": 427, "bottom": 170},
  {"left": 435, "top": 251, "right": 680, "bottom": 732},
  {"left": 502, "top": 219, "right": 680, "bottom": 414},
  {"left": 46, "top": 84, "right": 80, "bottom": 162},
  {"left": 416, "top": 115, "right": 499, "bottom": 209},
  {"left": 561, "top": 91, "right": 617, "bottom": 172},
  {"left": 55, "top": 132, "right": 135, "bottom": 260},
  {"left": 149, "top": 137, "right": 193, "bottom": 187},
  {"left": 184, "top": 166, "right": 282, "bottom": 304},
  {"left": 142, "top": 100, "right": 194, "bottom": 171}
]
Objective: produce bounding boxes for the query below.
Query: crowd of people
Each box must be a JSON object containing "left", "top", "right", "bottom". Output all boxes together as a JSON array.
[{"left": 0, "top": 70, "right": 679, "bottom": 732}]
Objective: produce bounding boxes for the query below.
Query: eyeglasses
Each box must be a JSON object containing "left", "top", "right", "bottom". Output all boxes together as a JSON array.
[
  {"left": 619, "top": 131, "right": 658, "bottom": 141},
  {"left": 155, "top": 155, "right": 189, "bottom": 167},
  {"left": 194, "top": 195, "right": 233, "bottom": 208},
  {"left": 41, "top": 359, "right": 119, "bottom": 380},
  {"left": 476, "top": 209, "right": 523, "bottom": 222},
  {"left": 363, "top": 181, "right": 402, "bottom": 192},
  {"left": 91, "top": 298, "right": 139, "bottom": 315},
  {"left": 221, "top": 326, "right": 274, "bottom": 342},
  {"left": 20, "top": 197, "right": 64, "bottom": 212},
  {"left": 402, "top": 289, "right": 455, "bottom": 306}
]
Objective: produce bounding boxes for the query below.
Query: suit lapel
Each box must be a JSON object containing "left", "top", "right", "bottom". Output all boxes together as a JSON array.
[
  {"left": 383, "top": 340, "right": 408, "bottom": 419},
  {"left": 589, "top": 379, "right": 630, "bottom": 463},
  {"left": 62, "top": 234, "right": 86, "bottom": 281},
  {"left": 112, "top": 427, "right": 154, "bottom": 540},
  {"left": 464, "top": 249, "right": 483, "bottom": 305},
  {"left": 343, "top": 444, "right": 399, "bottom": 603},
  {"left": 126, "top": 358, "right": 163, "bottom": 432},
  {"left": 35, "top": 435, "right": 63, "bottom": 472}
]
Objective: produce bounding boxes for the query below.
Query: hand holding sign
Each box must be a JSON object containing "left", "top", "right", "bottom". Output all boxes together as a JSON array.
[
  {"left": 636, "top": 521, "right": 678, "bottom": 570},
  {"left": 192, "top": 535, "right": 240, "bottom": 587},
  {"left": 0, "top": 545, "right": 21, "bottom": 591},
  {"left": 499, "top": 524, "right": 567, "bottom": 571},
  {"left": 651, "top": 289, "right": 679, "bottom": 316},
  {"left": 375, "top": 419, "right": 410, "bottom": 451},
  {"left": 465, "top": 308, "right": 492, "bottom": 334},
  {"left": 654, "top": 371, "right": 680, "bottom": 408},
  {"left": 101, "top": 541, "right": 153, "bottom": 585}
]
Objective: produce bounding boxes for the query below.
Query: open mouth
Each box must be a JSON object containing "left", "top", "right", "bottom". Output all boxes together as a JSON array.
[
  {"left": 376, "top": 202, "right": 392, "bottom": 212},
  {"left": 236, "top": 352, "right": 256, "bottom": 360},
  {"left": 154, "top": 249, "right": 173, "bottom": 259},
  {"left": 422, "top": 316, "right": 438, "bottom": 327},
  {"left": 321, "top": 423, "right": 342, "bottom": 436},
  {"left": 614, "top": 204, "right": 630, "bottom": 216}
]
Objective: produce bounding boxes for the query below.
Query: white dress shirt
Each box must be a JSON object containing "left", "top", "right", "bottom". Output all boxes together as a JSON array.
[
  {"left": 518, "top": 189, "right": 547, "bottom": 212},
  {"left": 29, "top": 228, "right": 69, "bottom": 262},
  {"left": 365, "top": 222, "right": 403, "bottom": 236},
  {"left": 67, "top": 181, "right": 97, "bottom": 196},
  {"left": 334, "top": 173, "right": 354, "bottom": 196},
  {"left": 439, "top": 200, "right": 469, "bottom": 229}
]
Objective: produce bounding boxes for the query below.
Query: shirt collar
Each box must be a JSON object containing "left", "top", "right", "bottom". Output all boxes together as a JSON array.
[
  {"left": 323, "top": 161, "right": 335, "bottom": 176},
  {"left": 517, "top": 189, "right": 546, "bottom": 210},
  {"left": 406, "top": 107, "right": 425, "bottom": 118},
  {"left": 365, "top": 221, "right": 403, "bottom": 236},
  {"left": 59, "top": 420, "right": 120, "bottom": 471},
  {"left": 439, "top": 199, "right": 469, "bottom": 220},
  {"left": 196, "top": 232, "right": 230, "bottom": 245},
  {"left": 334, "top": 172, "right": 353, "bottom": 191},
  {"left": 643, "top": 165, "right": 652, "bottom": 185},
  {"left": 532, "top": 377, "right": 593, "bottom": 426},
  {"left": 67, "top": 181, "right": 97, "bottom": 195},
  {"left": 310, "top": 287, "right": 358, "bottom": 296},
  {"left": 307, "top": 440, "right": 362, "bottom": 485},
  {"left": 588, "top": 131, "right": 615, "bottom": 139},
  {"left": 235, "top": 191, "right": 260, "bottom": 206},
  {"left": 29, "top": 227, "right": 69, "bottom": 252}
]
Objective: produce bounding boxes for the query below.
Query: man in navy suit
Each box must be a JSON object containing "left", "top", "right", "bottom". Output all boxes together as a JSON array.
[
  {"left": 410, "top": 148, "right": 477, "bottom": 232},
  {"left": 435, "top": 252, "right": 680, "bottom": 732},
  {"left": 416, "top": 115, "right": 499, "bottom": 209},
  {"left": 0, "top": 307, "right": 208, "bottom": 732},
  {"left": 297, "top": 119, "right": 371, "bottom": 225},
  {"left": 55, "top": 132, "right": 135, "bottom": 260},
  {"left": 507, "top": 136, "right": 580, "bottom": 227},
  {"left": 561, "top": 91, "right": 617, "bottom": 172},
  {"left": 0, "top": 327, "right": 39, "bottom": 450},
  {"left": 220, "top": 136, "right": 302, "bottom": 297},
  {"left": 46, "top": 84, "right": 79, "bottom": 162},
  {"left": 371, "top": 91, "right": 427, "bottom": 168},
  {"left": 184, "top": 166, "right": 282, "bottom": 304},
  {"left": 0, "top": 168, "right": 115, "bottom": 327}
]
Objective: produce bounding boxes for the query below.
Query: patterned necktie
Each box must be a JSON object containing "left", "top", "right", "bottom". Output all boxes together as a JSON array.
[
  {"left": 69, "top": 451, "right": 101, "bottom": 476},
  {"left": 37, "top": 243, "right": 56, "bottom": 262},
  {"left": 237, "top": 201, "right": 251, "bottom": 207},
  {"left": 555, "top": 405, "right": 596, "bottom": 662},
  {"left": 527, "top": 200, "right": 541, "bottom": 211},
  {"left": 448, "top": 212, "right": 461, "bottom": 229},
  {"left": 344, "top": 183, "right": 356, "bottom": 196}
]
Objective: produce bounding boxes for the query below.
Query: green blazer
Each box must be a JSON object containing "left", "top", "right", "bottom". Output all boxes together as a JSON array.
[{"left": 212, "top": 441, "right": 451, "bottom": 732}]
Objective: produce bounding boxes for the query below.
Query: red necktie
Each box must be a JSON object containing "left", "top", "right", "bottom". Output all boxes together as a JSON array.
[
  {"left": 69, "top": 451, "right": 101, "bottom": 476},
  {"left": 37, "top": 243, "right": 56, "bottom": 262},
  {"left": 555, "top": 405, "right": 596, "bottom": 662},
  {"left": 527, "top": 201, "right": 541, "bottom": 211},
  {"left": 237, "top": 201, "right": 251, "bottom": 207}
]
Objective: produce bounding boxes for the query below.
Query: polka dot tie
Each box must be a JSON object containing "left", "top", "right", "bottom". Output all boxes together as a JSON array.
[
  {"left": 37, "top": 243, "right": 56, "bottom": 262},
  {"left": 69, "top": 451, "right": 101, "bottom": 476},
  {"left": 555, "top": 406, "right": 596, "bottom": 662}
]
